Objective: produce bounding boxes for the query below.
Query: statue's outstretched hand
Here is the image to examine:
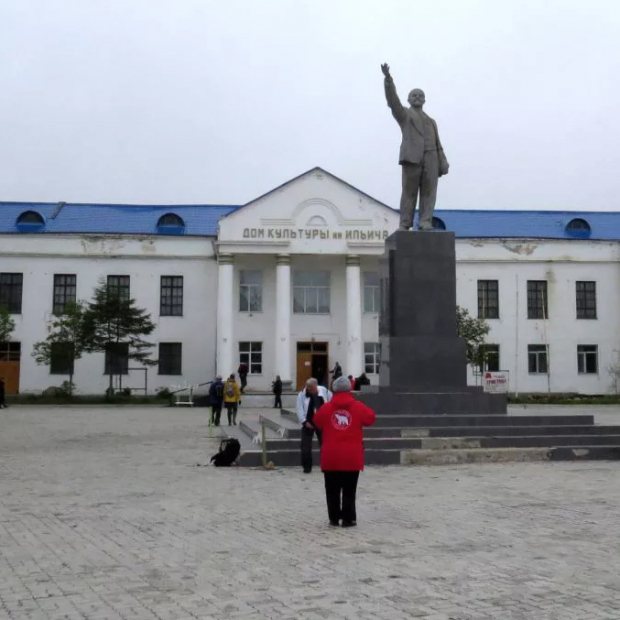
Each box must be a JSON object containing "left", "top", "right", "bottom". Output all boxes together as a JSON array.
[{"left": 381, "top": 63, "right": 391, "bottom": 78}]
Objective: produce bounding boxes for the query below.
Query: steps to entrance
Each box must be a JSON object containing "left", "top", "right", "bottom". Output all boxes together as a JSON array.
[{"left": 234, "top": 408, "right": 620, "bottom": 467}]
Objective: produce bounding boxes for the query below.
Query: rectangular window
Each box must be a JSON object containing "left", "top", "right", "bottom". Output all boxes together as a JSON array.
[
  {"left": 160, "top": 276, "right": 183, "bottom": 316},
  {"left": 293, "top": 271, "right": 330, "bottom": 314},
  {"left": 158, "top": 342, "right": 182, "bottom": 375},
  {"left": 478, "top": 344, "right": 500, "bottom": 372},
  {"left": 239, "top": 270, "right": 263, "bottom": 312},
  {"left": 576, "top": 281, "right": 597, "bottom": 319},
  {"left": 577, "top": 345, "right": 598, "bottom": 374},
  {"left": 528, "top": 344, "right": 549, "bottom": 374},
  {"left": 107, "top": 275, "right": 130, "bottom": 301},
  {"left": 364, "top": 342, "right": 381, "bottom": 374},
  {"left": 53, "top": 274, "right": 77, "bottom": 315},
  {"left": 104, "top": 342, "right": 129, "bottom": 375},
  {"left": 363, "top": 272, "right": 380, "bottom": 313},
  {"left": 0, "top": 273, "right": 23, "bottom": 314},
  {"left": 527, "top": 280, "right": 548, "bottom": 319},
  {"left": 239, "top": 341, "right": 262, "bottom": 374},
  {"left": 50, "top": 342, "right": 75, "bottom": 375},
  {"left": 477, "top": 280, "right": 499, "bottom": 319},
  {"left": 0, "top": 341, "right": 21, "bottom": 361}
]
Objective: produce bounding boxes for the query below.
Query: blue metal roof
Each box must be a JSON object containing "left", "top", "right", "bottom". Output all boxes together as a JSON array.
[
  {"left": 0, "top": 202, "right": 239, "bottom": 236},
  {"left": 427, "top": 210, "right": 620, "bottom": 240},
  {"left": 0, "top": 200, "right": 619, "bottom": 240}
]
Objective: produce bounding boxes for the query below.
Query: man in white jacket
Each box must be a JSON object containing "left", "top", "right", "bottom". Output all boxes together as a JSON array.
[{"left": 296, "top": 378, "right": 332, "bottom": 473}]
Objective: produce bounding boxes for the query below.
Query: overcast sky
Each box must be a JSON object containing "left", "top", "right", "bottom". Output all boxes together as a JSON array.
[{"left": 1, "top": 0, "right": 619, "bottom": 211}]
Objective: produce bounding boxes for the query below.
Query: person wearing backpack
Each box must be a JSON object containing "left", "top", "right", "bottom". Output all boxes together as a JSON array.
[
  {"left": 208, "top": 375, "right": 225, "bottom": 426},
  {"left": 223, "top": 374, "right": 241, "bottom": 425}
]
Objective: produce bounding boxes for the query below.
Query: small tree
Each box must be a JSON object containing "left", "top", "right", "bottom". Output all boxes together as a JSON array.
[
  {"left": 456, "top": 305, "right": 490, "bottom": 369},
  {"left": 0, "top": 305, "right": 15, "bottom": 342},
  {"left": 82, "top": 280, "right": 157, "bottom": 397},
  {"left": 32, "top": 301, "right": 87, "bottom": 395}
]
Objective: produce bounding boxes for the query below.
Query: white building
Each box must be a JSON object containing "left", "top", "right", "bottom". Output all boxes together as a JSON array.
[{"left": 1, "top": 167, "right": 619, "bottom": 395}]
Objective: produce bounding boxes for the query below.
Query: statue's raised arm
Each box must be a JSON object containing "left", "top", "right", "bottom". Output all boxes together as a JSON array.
[{"left": 381, "top": 62, "right": 405, "bottom": 124}]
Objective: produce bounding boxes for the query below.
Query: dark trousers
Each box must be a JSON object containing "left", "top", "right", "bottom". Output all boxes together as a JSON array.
[
  {"left": 226, "top": 403, "right": 238, "bottom": 425},
  {"left": 210, "top": 404, "right": 222, "bottom": 426},
  {"left": 274, "top": 394, "right": 282, "bottom": 408},
  {"left": 323, "top": 471, "right": 360, "bottom": 524},
  {"left": 300, "top": 426, "right": 321, "bottom": 472},
  {"left": 239, "top": 375, "right": 247, "bottom": 392}
]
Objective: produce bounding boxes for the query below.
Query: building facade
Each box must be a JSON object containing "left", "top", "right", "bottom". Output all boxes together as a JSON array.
[{"left": 1, "top": 168, "right": 619, "bottom": 395}]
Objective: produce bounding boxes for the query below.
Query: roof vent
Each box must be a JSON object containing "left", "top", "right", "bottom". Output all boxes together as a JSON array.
[
  {"left": 565, "top": 218, "right": 591, "bottom": 238},
  {"left": 431, "top": 217, "right": 446, "bottom": 230},
  {"left": 157, "top": 213, "right": 185, "bottom": 234},
  {"left": 16, "top": 210, "right": 45, "bottom": 231}
]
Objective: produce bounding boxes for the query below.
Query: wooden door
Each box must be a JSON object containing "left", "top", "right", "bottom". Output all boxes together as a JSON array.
[
  {"left": 0, "top": 361, "right": 20, "bottom": 394},
  {"left": 296, "top": 351, "right": 313, "bottom": 391}
]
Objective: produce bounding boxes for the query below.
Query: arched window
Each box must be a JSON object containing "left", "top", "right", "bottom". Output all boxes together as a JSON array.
[
  {"left": 306, "top": 215, "right": 328, "bottom": 227},
  {"left": 156, "top": 213, "right": 185, "bottom": 234},
  {"left": 431, "top": 217, "right": 446, "bottom": 230},
  {"left": 565, "top": 218, "right": 591, "bottom": 238},
  {"left": 16, "top": 210, "right": 45, "bottom": 231}
]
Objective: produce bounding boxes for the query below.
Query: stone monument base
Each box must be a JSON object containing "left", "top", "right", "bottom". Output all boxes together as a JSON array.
[{"left": 358, "top": 230, "right": 507, "bottom": 416}]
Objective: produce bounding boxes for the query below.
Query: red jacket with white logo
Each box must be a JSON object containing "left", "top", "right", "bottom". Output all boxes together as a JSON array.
[{"left": 312, "top": 392, "right": 376, "bottom": 471}]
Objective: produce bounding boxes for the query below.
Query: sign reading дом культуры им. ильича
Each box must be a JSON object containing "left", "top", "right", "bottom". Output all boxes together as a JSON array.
[
  {"left": 483, "top": 371, "right": 509, "bottom": 393},
  {"left": 241, "top": 227, "right": 389, "bottom": 241}
]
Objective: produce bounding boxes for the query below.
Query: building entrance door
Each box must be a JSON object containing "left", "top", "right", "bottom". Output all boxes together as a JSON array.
[
  {"left": 0, "top": 342, "right": 21, "bottom": 394},
  {"left": 296, "top": 342, "right": 329, "bottom": 390}
]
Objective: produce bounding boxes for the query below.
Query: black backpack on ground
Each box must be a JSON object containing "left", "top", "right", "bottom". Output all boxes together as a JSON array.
[{"left": 210, "top": 438, "right": 241, "bottom": 467}]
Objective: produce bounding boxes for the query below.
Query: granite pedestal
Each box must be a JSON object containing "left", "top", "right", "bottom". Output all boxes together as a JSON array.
[{"left": 359, "top": 231, "right": 506, "bottom": 415}]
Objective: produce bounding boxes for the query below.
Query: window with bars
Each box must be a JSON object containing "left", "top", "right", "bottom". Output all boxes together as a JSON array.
[
  {"left": 0, "top": 273, "right": 23, "bottom": 314},
  {"left": 576, "top": 281, "right": 597, "bottom": 319},
  {"left": 53, "top": 274, "right": 77, "bottom": 315},
  {"left": 158, "top": 342, "right": 182, "bottom": 375},
  {"left": 239, "top": 270, "right": 263, "bottom": 312},
  {"left": 293, "top": 271, "right": 330, "bottom": 314},
  {"left": 477, "top": 344, "right": 500, "bottom": 372},
  {"left": 577, "top": 345, "right": 598, "bottom": 374},
  {"left": 104, "top": 342, "right": 129, "bottom": 375},
  {"left": 160, "top": 276, "right": 183, "bottom": 316},
  {"left": 363, "top": 272, "right": 380, "bottom": 313},
  {"left": 50, "top": 342, "right": 75, "bottom": 375},
  {"left": 528, "top": 344, "right": 549, "bottom": 374},
  {"left": 527, "top": 281, "right": 548, "bottom": 319},
  {"left": 239, "top": 341, "right": 262, "bottom": 374},
  {"left": 0, "top": 341, "right": 21, "bottom": 361},
  {"left": 364, "top": 342, "right": 381, "bottom": 374},
  {"left": 107, "top": 275, "right": 130, "bottom": 301},
  {"left": 477, "top": 280, "right": 499, "bottom": 319}
]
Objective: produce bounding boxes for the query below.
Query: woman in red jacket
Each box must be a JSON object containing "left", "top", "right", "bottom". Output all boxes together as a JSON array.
[{"left": 312, "top": 375, "right": 376, "bottom": 527}]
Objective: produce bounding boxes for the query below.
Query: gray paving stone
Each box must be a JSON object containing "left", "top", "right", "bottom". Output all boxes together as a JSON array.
[{"left": 1, "top": 405, "right": 620, "bottom": 619}]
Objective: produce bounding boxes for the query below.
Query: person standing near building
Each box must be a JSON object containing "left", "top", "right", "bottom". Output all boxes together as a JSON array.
[
  {"left": 208, "top": 375, "right": 225, "bottom": 426},
  {"left": 313, "top": 376, "right": 376, "bottom": 527},
  {"left": 223, "top": 374, "right": 241, "bottom": 426},
  {"left": 237, "top": 362, "right": 248, "bottom": 393},
  {"left": 296, "top": 378, "right": 332, "bottom": 473},
  {"left": 0, "top": 377, "right": 6, "bottom": 408},
  {"left": 272, "top": 375, "right": 283, "bottom": 409}
]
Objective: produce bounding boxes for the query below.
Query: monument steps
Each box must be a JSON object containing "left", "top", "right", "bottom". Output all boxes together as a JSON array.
[{"left": 234, "top": 409, "right": 620, "bottom": 466}]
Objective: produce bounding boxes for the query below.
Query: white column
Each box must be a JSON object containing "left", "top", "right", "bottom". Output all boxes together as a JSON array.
[
  {"left": 275, "top": 254, "right": 292, "bottom": 383},
  {"left": 346, "top": 255, "right": 363, "bottom": 378},
  {"left": 216, "top": 254, "right": 234, "bottom": 378}
]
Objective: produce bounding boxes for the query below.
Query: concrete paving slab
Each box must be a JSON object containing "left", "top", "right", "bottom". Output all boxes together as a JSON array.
[{"left": 1, "top": 405, "right": 619, "bottom": 618}]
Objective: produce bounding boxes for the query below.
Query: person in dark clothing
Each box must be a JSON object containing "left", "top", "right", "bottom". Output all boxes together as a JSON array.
[
  {"left": 237, "top": 362, "right": 249, "bottom": 393},
  {"left": 330, "top": 362, "right": 343, "bottom": 382},
  {"left": 0, "top": 377, "right": 6, "bottom": 408},
  {"left": 272, "top": 375, "right": 283, "bottom": 409},
  {"left": 295, "top": 378, "right": 331, "bottom": 473},
  {"left": 208, "top": 375, "right": 225, "bottom": 425},
  {"left": 354, "top": 373, "right": 371, "bottom": 391}
]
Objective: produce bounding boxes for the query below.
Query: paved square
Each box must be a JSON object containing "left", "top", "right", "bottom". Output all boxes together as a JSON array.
[{"left": 1, "top": 405, "right": 620, "bottom": 619}]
